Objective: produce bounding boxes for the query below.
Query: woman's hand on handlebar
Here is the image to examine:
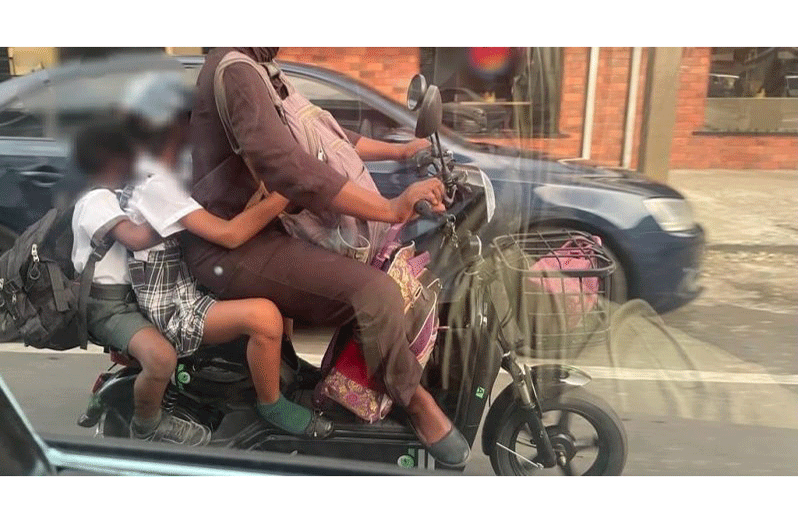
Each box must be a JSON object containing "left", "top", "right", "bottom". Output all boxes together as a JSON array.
[{"left": 390, "top": 178, "right": 446, "bottom": 223}]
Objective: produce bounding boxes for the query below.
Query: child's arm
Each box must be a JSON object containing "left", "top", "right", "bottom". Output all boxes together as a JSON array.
[
  {"left": 110, "top": 220, "right": 164, "bottom": 251},
  {"left": 179, "top": 192, "right": 289, "bottom": 249}
]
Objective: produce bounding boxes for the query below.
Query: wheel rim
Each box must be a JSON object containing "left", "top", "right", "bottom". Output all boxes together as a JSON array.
[{"left": 505, "top": 408, "right": 607, "bottom": 476}]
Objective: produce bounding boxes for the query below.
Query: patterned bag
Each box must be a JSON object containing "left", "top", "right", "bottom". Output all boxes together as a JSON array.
[{"left": 315, "top": 225, "right": 440, "bottom": 422}]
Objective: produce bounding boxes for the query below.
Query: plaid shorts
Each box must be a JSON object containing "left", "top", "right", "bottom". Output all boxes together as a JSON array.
[{"left": 128, "top": 240, "right": 216, "bottom": 356}]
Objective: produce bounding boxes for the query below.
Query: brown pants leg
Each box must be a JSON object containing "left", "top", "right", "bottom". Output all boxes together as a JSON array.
[{"left": 184, "top": 230, "right": 421, "bottom": 407}]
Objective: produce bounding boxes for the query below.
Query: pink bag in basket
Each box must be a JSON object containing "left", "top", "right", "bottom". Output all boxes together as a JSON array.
[{"left": 527, "top": 237, "right": 601, "bottom": 330}]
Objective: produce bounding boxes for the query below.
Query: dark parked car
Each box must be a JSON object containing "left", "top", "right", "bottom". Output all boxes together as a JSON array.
[{"left": 0, "top": 53, "right": 704, "bottom": 313}]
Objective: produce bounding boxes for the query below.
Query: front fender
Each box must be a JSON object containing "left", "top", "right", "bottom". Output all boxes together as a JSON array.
[{"left": 480, "top": 364, "right": 591, "bottom": 456}]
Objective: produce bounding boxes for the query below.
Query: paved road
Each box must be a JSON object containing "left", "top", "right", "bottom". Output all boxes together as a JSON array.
[{"left": 3, "top": 309, "right": 798, "bottom": 476}]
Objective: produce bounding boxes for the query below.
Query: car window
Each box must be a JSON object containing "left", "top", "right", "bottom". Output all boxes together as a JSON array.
[
  {"left": 48, "top": 71, "right": 140, "bottom": 140},
  {"left": 0, "top": 87, "right": 54, "bottom": 139},
  {"left": 287, "top": 74, "right": 411, "bottom": 142}
]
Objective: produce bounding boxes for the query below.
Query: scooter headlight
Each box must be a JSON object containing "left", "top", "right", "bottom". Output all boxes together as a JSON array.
[{"left": 480, "top": 169, "right": 496, "bottom": 223}]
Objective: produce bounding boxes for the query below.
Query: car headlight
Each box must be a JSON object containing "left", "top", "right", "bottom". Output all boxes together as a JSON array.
[{"left": 643, "top": 198, "right": 695, "bottom": 232}]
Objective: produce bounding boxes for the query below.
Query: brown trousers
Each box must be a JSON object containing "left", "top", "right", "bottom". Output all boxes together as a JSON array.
[{"left": 181, "top": 228, "right": 421, "bottom": 407}]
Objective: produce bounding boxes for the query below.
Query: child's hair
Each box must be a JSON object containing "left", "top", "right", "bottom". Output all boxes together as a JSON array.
[
  {"left": 123, "top": 112, "right": 190, "bottom": 158},
  {"left": 73, "top": 119, "right": 134, "bottom": 178}
]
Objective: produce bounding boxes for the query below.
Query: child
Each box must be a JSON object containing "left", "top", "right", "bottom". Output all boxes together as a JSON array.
[
  {"left": 120, "top": 73, "right": 332, "bottom": 438},
  {"left": 71, "top": 120, "right": 210, "bottom": 446}
]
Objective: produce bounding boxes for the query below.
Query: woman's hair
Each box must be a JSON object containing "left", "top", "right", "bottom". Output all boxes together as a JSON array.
[{"left": 73, "top": 119, "right": 134, "bottom": 177}]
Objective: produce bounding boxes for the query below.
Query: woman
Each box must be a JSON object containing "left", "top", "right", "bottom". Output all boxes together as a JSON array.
[{"left": 184, "top": 47, "right": 469, "bottom": 466}]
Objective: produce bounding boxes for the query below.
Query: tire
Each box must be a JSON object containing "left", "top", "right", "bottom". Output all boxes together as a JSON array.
[
  {"left": 489, "top": 389, "right": 627, "bottom": 476},
  {"left": 601, "top": 241, "right": 628, "bottom": 304}
]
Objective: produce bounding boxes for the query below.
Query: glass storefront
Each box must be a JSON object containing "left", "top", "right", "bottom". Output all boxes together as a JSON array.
[
  {"left": 419, "top": 47, "right": 562, "bottom": 138},
  {"left": 705, "top": 47, "right": 798, "bottom": 133}
]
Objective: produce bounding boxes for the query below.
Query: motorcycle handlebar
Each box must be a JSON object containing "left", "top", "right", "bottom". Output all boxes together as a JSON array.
[{"left": 413, "top": 199, "right": 437, "bottom": 219}]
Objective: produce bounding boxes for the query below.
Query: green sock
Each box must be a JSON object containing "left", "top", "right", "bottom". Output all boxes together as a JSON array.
[{"left": 256, "top": 395, "right": 313, "bottom": 435}]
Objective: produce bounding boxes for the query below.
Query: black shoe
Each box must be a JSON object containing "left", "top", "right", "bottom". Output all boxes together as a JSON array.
[
  {"left": 426, "top": 426, "right": 471, "bottom": 467},
  {"left": 303, "top": 411, "right": 333, "bottom": 439}
]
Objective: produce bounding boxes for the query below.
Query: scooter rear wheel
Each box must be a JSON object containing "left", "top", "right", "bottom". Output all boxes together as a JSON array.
[{"left": 489, "top": 389, "right": 627, "bottom": 476}]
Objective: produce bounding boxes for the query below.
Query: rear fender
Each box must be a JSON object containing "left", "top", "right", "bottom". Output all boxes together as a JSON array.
[
  {"left": 77, "top": 368, "right": 138, "bottom": 428},
  {"left": 480, "top": 364, "right": 591, "bottom": 456}
]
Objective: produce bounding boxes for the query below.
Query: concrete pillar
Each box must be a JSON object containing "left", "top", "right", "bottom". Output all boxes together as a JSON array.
[{"left": 638, "top": 47, "right": 682, "bottom": 183}]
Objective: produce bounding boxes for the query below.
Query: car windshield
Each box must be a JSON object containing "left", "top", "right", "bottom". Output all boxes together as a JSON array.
[{"left": 0, "top": 45, "right": 796, "bottom": 490}]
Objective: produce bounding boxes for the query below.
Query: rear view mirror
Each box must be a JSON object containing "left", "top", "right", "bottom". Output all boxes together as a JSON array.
[
  {"left": 407, "top": 74, "right": 428, "bottom": 111},
  {"left": 414, "top": 85, "right": 442, "bottom": 139}
]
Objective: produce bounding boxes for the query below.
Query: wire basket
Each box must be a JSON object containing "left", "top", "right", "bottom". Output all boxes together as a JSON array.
[{"left": 491, "top": 230, "right": 616, "bottom": 357}]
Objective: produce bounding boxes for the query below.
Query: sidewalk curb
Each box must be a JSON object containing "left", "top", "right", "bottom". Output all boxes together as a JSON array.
[{"left": 705, "top": 244, "right": 798, "bottom": 253}]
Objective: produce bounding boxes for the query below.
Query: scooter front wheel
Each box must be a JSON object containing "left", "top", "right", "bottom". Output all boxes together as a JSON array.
[{"left": 489, "top": 389, "right": 627, "bottom": 476}]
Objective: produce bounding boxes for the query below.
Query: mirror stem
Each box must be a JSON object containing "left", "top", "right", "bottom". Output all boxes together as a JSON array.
[{"left": 432, "top": 132, "right": 450, "bottom": 182}]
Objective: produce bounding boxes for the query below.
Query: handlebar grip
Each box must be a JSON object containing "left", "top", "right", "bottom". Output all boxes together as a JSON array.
[{"left": 413, "top": 199, "right": 436, "bottom": 219}]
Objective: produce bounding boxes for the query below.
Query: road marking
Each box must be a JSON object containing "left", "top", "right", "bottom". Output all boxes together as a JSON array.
[
  {"left": 516, "top": 360, "right": 798, "bottom": 386},
  {"left": 276, "top": 353, "right": 798, "bottom": 386},
  {"left": 3, "top": 345, "right": 797, "bottom": 386}
]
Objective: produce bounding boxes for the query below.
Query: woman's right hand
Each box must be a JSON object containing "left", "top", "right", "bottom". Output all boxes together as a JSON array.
[{"left": 390, "top": 178, "right": 446, "bottom": 223}]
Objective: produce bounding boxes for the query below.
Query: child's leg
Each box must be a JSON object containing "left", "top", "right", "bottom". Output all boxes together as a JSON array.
[
  {"left": 125, "top": 327, "right": 211, "bottom": 445},
  {"left": 126, "top": 327, "right": 177, "bottom": 427},
  {"left": 202, "top": 299, "right": 330, "bottom": 436},
  {"left": 202, "top": 298, "right": 283, "bottom": 403}
]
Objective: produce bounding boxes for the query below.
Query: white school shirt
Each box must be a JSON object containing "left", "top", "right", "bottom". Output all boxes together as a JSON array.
[
  {"left": 125, "top": 154, "right": 202, "bottom": 261},
  {"left": 71, "top": 189, "right": 132, "bottom": 285}
]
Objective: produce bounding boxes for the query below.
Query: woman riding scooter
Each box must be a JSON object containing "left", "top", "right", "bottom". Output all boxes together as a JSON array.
[{"left": 183, "top": 47, "right": 471, "bottom": 466}]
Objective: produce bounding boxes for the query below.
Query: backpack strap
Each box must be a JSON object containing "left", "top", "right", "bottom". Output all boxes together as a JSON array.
[
  {"left": 214, "top": 51, "right": 289, "bottom": 155},
  {"left": 76, "top": 187, "right": 129, "bottom": 350},
  {"left": 47, "top": 264, "right": 70, "bottom": 312},
  {"left": 213, "top": 51, "right": 289, "bottom": 209}
]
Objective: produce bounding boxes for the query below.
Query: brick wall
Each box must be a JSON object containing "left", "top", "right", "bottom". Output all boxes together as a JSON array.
[
  {"left": 280, "top": 47, "right": 798, "bottom": 170},
  {"left": 279, "top": 47, "right": 420, "bottom": 103},
  {"left": 670, "top": 47, "right": 798, "bottom": 169},
  {"left": 480, "top": 47, "right": 650, "bottom": 168}
]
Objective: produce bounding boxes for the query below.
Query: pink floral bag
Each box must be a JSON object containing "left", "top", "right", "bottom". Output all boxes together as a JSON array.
[
  {"left": 527, "top": 237, "right": 601, "bottom": 330},
  {"left": 315, "top": 225, "right": 441, "bottom": 422}
]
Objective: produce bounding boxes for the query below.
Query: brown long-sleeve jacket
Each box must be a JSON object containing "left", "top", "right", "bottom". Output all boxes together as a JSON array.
[{"left": 189, "top": 47, "right": 361, "bottom": 223}]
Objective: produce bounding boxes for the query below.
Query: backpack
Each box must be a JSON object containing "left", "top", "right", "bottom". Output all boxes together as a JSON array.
[
  {"left": 0, "top": 201, "right": 114, "bottom": 350},
  {"left": 314, "top": 225, "right": 441, "bottom": 422},
  {"left": 213, "top": 51, "right": 388, "bottom": 263}
]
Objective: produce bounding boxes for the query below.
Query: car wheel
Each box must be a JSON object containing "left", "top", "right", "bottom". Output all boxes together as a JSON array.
[{"left": 601, "top": 241, "right": 628, "bottom": 304}]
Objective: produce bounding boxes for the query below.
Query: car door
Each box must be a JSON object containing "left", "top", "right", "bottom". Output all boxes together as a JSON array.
[
  {"left": 0, "top": 82, "right": 70, "bottom": 241},
  {"left": 285, "top": 73, "right": 419, "bottom": 199}
]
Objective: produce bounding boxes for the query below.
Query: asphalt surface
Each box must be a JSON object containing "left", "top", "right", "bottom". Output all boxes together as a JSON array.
[{"left": 2, "top": 169, "right": 797, "bottom": 475}]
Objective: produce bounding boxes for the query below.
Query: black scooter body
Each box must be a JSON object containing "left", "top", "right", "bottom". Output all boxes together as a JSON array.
[{"left": 82, "top": 320, "right": 502, "bottom": 471}]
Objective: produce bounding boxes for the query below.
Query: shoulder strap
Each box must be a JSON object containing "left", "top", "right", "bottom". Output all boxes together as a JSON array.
[
  {"left": 213, "top": 51, "right": 291, "bottom": 209},
  {"left": 213, "top": 51, "right": 288, "bottom": 156},
  {"left": 76, "top": 187, "right": 127, "bottom": 350},
  {"left": 77, "top": 236, "right": 115, "bottom": 350}
]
